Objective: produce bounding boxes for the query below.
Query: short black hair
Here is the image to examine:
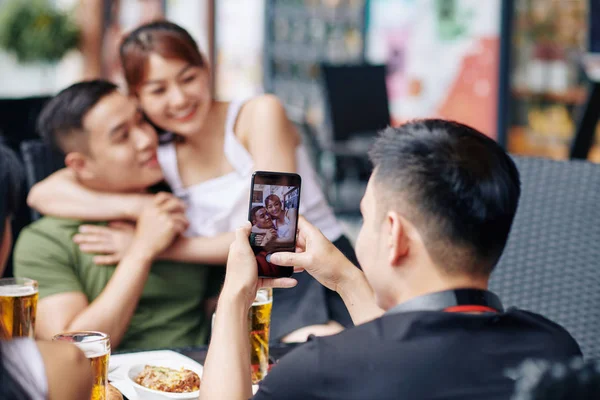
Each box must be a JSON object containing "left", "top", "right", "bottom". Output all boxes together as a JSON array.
[
  {"left": 368, "top": 119, "right": 520, "bottom": 276},
  {"left": 0, "top": 144, "right": 23, "bottom": 238},
  {"left": 37, "top": 80, "right": 119, "bottom": 154},
  {"left": 250, "top": 206, "right": 265, "bottom": 224}
]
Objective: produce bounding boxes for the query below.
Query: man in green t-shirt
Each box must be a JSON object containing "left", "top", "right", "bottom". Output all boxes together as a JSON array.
[{"left": 14, "top": 80, "right": 210, "bottom": 351}]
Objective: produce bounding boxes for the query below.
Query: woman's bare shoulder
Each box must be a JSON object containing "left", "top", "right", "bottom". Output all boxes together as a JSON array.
[
  {"left": 236, "top": 94, "right": 298, "bottom": 147},
  {"left": 238, "top": 95, "right": 287, "bottom": 127},
  {"left": 245, "top": 94, "right": 285, "bottom": 112}
]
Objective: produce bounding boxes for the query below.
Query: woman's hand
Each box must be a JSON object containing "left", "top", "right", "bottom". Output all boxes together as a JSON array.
[{"left": 73, "top": 222, "right": 136, "bottom": 265}]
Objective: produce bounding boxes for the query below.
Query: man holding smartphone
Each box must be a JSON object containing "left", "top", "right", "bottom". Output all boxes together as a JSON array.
[{"left": 201, "top": 120, "right": 581, "bottom": 399}]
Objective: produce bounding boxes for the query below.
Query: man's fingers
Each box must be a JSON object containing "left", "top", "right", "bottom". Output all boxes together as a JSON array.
[
  {"left": 296, "top": 215, "right": 318, "bottom": 235},
  {"left": 229, "top": 222, "right": 253, "bottom": 255},
  {"left": 108, "top": 221, "right": 134, "bottom": 230},
  {"left": 93, "top": 255, "right": 119, "bottom": 265},
  {"left": 73, "top": 233, "right": 107, "bottom": 244},
  {"left": 293, "top": 266, "right": 305, "bottom": 273},
  {"left": 161, "top": 198, "right": 186, "bottom": 214},
  {"left": 235, "top": 222, "right": 252, "bottom": 242},
  {"left": 173, "top": 221, "right": 188, "bottom": 235},
  {"left": 78, "top": 225, "right": 110, "bottom": 235},
  {"left": 153, "top": 192, "right": 171, "bottom": 205},
  {"left": 259, "top": 277, "right": 298, "bottom": 289},
  {"left": 171, "top": 215, "right": 189, "bottom": 234},
  {"left": 79, "top": 243, "right": 113, "bottom": 254},
  {"left": 153, "top": 192, "right": 186, "bottom": 209},
  {"left": 268, "top": 251, "right": 305, "bottom": 267}
]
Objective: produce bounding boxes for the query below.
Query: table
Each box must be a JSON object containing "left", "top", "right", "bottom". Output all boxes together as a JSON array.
[
  {"left": 112, "top": 343, "right": 301, "bottom": 399},
  {"left": 170, "top": 342, "right": 300, "bottom": 365}
]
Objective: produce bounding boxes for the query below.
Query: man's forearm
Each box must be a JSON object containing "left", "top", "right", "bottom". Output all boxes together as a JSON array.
[
  {"left": 159, "top": 232, "right": 235, "bottom": 265},
  {"left": 200, "top": 290, "right": 252, "bottom": 400},
  {"left": 64, "top": 244, "right": 153, "bottom": 348},
  {"left": 337, "top": 267, "right": 384, "bottom": 325}
]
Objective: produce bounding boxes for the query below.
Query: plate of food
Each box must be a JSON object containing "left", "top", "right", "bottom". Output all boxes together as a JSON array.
[
  {"left": 126, "top": 359, "right": 202, "bottom": 400},
  {"left": 108, "top": 350, "right": 203, "bottom": 400}
]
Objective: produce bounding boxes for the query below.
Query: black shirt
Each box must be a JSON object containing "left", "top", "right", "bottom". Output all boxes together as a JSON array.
[{"left": 253, "top": 309, "right": 581, "bottom": 400}]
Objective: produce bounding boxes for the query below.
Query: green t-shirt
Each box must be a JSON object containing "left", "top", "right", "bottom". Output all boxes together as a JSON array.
[{"left": 13, "top": 217, "right": 210, "bottom": 351}]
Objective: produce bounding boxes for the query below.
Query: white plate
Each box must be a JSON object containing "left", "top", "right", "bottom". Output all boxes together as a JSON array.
[
  {"left": 127, "top": 359, "right": 202, "bottom": 400},
  {"left": 109, "top": 350, "right": 260, "bottom": 398},
  {"left": 109, "top": 350, "right": 203, "bottom": 400}
]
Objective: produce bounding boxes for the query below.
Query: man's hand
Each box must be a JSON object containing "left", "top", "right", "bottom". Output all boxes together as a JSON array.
[
  {"left": 261, "top": 228, "right": 277, "bottom": 246},
  {"left": 130, "top": 193, "right": 189, "bottom": 259},
  {"left": 269, "top": 216, "right": 355, "bottom": 293},
  {"left": 281, "top": 320, "right": 344, "bottom": 343},
  {"left": 271, "top": 216, "right": 384, "bottom": 325},
  {"left": 73, "top": 221, "right": 135, "bottom": 265},
  {"left": 222, "top": 222, "right": 297, "bottom": 309}
]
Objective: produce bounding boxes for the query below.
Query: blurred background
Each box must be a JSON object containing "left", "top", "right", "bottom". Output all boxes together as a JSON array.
[{"left": 0, "top": 0, "right": 599, "bottom": 219}]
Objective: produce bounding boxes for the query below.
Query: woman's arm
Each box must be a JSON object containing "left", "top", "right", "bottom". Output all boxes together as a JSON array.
[
  {"left": 240, "top": 94, "right": 300, "bottom": 173},
  {"left": 160, "top": 232, "right": 235, "bottom": 264},
  {"left": 27, "top": 168, "right": 150, "bottom": 221}
]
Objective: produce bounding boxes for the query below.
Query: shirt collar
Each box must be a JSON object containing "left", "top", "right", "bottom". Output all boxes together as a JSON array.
[{"left": 385, "top": 288, "right": 504, "bottom": 316}]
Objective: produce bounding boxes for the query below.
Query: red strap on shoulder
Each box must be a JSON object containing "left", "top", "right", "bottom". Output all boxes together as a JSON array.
[{"left": 444, "top": 305, "right": 498, "bottom": 313}]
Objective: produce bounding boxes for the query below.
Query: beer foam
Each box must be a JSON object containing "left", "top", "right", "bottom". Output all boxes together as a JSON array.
[
  {"left": 78, "top": 342, "right": 109, "bottom": 358},
  {"left": 83, "top": 349, "right": 109, "bottom": 359},
  {"left": 0, "top": 285, "right": 37, "bottom": 297},
  {"left": 252, "top": 292, "right": 273, "bottom": 306}
]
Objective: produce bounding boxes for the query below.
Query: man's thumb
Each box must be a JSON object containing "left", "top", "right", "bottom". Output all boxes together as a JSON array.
[{"left": 268, "top": 252, "right": 302, "bottom": 267}]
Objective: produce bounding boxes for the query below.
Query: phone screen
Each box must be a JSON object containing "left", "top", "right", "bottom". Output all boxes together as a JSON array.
[{"left": 248, "top": 171, "right": 301, "bottom": 278}]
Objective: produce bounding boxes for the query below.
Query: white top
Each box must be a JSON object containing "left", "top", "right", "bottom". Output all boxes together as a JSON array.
[
  {"left": 1, "top": 338, "right": 47, "bottom": 400},
  {"left": 275, "top": 213, "right": 294, "bottom": 241},
  {"left": 157, "top": 99, "right": 343, "bottom": 242}
]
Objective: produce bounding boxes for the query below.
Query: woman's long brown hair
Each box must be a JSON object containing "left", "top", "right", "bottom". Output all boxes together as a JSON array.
[{"left": 119, "top": 20, "right": 206, "bottom": 94}]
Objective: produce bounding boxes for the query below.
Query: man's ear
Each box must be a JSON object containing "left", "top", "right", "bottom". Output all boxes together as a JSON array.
[
  {"left": 64, "top": 152, "right": 95, "bottom": 180},
  {"left": 386, "top": 211, "right": 410, "bottom": 266}
]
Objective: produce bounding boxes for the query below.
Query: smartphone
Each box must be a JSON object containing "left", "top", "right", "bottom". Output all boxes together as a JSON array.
[{"left": 248, "top": 171, "right": 301, "bottom": 278}]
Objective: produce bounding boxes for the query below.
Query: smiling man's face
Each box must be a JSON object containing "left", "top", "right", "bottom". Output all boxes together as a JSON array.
[
  {"left": 74, "top": 92, "right": 165, "bottom": 192},
  {"left": 253, "top": 207, "right": 274, "bottom": 229}
]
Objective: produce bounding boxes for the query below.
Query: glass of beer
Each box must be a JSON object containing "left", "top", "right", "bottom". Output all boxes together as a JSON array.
[
  {"left": 249, "top": 288, "right": 272, "bottom": 384},
  {"left": 53, "top": 331, "right": 110, "bottom": 400},
  {"left": 0, "top": 277, "right": 38, "bottom": 339}
]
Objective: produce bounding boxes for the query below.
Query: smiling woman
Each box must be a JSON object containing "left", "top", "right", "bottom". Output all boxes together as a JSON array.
[{"left": 26, "top": 20, "right": 360, "bottom": 343}]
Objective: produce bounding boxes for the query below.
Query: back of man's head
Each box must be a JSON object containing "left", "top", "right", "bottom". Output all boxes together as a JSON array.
[
  {"left": 37, "top": 80, "right": 119, "bottom": 155},
  {"left": 368, "top": 119, "right": 520, "bottom": 277}
]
